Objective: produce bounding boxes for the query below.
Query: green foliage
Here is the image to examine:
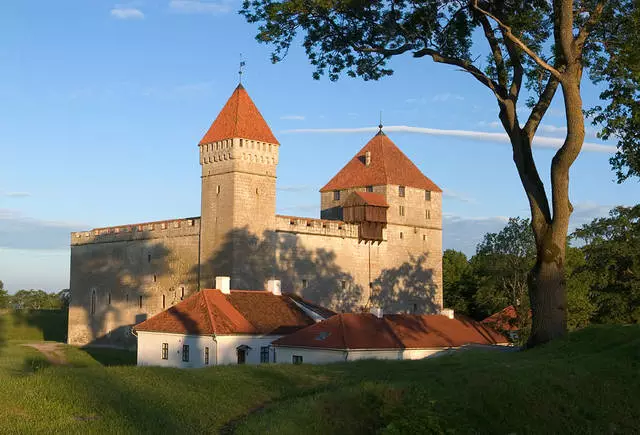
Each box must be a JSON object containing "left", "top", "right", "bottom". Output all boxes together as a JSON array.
[
  {"left": 572, "top": 205, "right": 640, "bottom": 324},
  {"left": 10, "top": 289, "right": 65, "bottom": 310},
  {"left": 442, "top": 250, "right": 476, "bottom": 315},
  {"left": 0, "top": 280, "right": 8, "bottom": 309}
]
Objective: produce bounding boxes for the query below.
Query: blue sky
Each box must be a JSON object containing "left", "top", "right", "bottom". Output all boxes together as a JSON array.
[{"left": 0, "top": 1, "right": 638, "bottom": 292}]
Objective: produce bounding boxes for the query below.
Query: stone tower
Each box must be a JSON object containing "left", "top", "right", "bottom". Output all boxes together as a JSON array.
[{"left": 198, "top": 84, "right": 279, "bottom": 289}]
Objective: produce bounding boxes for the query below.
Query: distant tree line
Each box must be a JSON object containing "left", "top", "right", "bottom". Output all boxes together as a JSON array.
[
  {"left": 445, "top": 205, "right": 640, "bottom": 341},
  {"left": 0, "top": 282, "right": 69, "bottom": 311}
]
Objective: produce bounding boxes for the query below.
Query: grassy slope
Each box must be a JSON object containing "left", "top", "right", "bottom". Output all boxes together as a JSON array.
[
  {"left": 0, "top": 309, "right": 67, "bottom": 342},
  {"left": 0, "top": 325, "right": 637, "bottom": 434}
]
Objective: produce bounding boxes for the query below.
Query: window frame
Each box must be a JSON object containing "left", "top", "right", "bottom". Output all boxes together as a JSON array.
[
  {"left": 366, "top": 185, "right": 373, "bottom": 192},
  {"left": 333, "top": 190, "right": 340, "bottom": 201},
  {"left": 260, "top": 346, "right": 270, "bottom": 364},
  {"left": 204, "top": 347, "right": 209, "bottom": 365},
  {"left": 182, "top": 344, "right": 190, "bottom": 362},
  {"left": 161, "top": 343, "right": 168, "bottom": 360},
  {"left": 398, "top": 186, "right": 406, "bottom": 197},
  {"left": 292, "top": 355, "right": 303, "bottom": 365},
  {"left": 425, "top": 190, "right": 431, "bottom": 201},
  {"left": 399, "top": 205, "right": 405, "bottom": 217}
]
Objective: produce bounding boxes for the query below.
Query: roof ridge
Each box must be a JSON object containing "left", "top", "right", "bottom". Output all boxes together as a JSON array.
[
  {"left": 201, "top": 290, "right": 218, "bottom": 334},
  {"left": 232, "top": 86, "right": 241, "bottom": 137},
  {"left": 378, "top": 135, "right": 388, "bottom": 183}
]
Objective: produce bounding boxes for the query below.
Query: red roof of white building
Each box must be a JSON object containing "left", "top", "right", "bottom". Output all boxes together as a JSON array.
[
  {"left": 134, "top": 289, "right": 333, "bottom": 336},
  {"left": 320, "top": 132, "right": 441, "bottom": 192},
  {"left": 199, "top": 84, "right": 279, "bottom": 145},
  {"left": 273, "top": 313, "right": 508, "bottom": 349}
]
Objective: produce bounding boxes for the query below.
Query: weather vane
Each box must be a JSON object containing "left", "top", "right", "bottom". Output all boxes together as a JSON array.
[
  {"left": 239, "top": 54, "right": 246, "bottom": 84},
  {"left": 378, "top": 110, "right": 383, "bottom": 132}
]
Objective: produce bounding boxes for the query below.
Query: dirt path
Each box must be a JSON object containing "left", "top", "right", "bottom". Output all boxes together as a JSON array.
[{"left": 22, "top": 343, "right": 69, "bottom": 366}]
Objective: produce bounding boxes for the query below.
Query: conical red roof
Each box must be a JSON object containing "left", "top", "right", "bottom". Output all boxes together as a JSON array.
[
  {"left": 199, "top": 84, "right": 279, "bottom": 145},
  {"left": 320, "top": 132, "right": 441, "bottom": 192}
]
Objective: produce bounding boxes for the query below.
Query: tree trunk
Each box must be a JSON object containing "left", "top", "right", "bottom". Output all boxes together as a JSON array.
[{"left": 527, "top": 238, "right": 567, "bottom": 347}]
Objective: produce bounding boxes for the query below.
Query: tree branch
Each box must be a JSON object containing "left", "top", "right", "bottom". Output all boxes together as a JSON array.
[
  {"left": 413, "top": 47, "right": 506, "bottom": 101},
  {"left": 573, "top": 2, "right": 606, "bottom": 54},
  {"left": 472, "top": 0, "right": 563, "bottom": 81},
  {"left": 523, "top": 75, "right": 560, "bottom": 138},
  {"left": 502, "top": 32, "right": 524, "bottom": 99},
  {"left": 477, "top": 13, "right": 508, "bottom": 88}
]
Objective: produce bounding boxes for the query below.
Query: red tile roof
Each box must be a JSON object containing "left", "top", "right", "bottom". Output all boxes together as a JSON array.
[
  {"left": 134, "top": 289, "right": 327, "bottom": 336},
  {"left": 481, "top": 306, "right": 529, "bottom": 332},
  {"left": 320, "top": 132, "right": 441, "bottom": 192},
  {"left": 272, "top": 313, "right": 508, "bottom": 349},
  {"left": 199, "top": 84, "right": 279, "bottom": 145},
  {"left": 343, "top": 191, "right": 389, "bottom": 208}
]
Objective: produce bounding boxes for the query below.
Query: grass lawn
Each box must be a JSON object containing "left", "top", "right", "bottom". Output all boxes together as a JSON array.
[{"left": 0, "top": 325, "right": 638, "bottom": 434}]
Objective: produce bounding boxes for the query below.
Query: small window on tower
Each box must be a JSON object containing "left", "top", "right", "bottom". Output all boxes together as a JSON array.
[
  {"left": 181, "top": 287, "right": 185, "bottom": 300},
  {"left": 423, "top": 234, "right": 427, "bottom": 241},
  {"left": 399, "top": 186, "right": 406, "bottom": 197},
  {"left": 139, "top": 295, "right": 143, "bottom": 309},
  {"left": 400, "top": 232, "right": 404, "bottom": 240},
  {"left": 366, "top": 186, "right": 373, "bottom": 192},
  {"left": 426, "top": 209, "right": 431, "bottom": 220},
  {"left": 162, "top": 294, "right": 166, "bottom": 309},
  {"left": 399, "top": 205, "right": 405, "bottom": 217},
  {"left": 425, "top": 190, "right": 431, "bottom": 201},
  {"left": 302, "top": 279, "right": 308, "bottom": 288},
  {"left": 108, "top": 293, "right": 111, "bottom": 305},
  {"left": 341, "top": 280, "right": 347, "bottom": 290},
  {"left": 148, "top": 254, "right": 151, "bottom": 263},
  {"left": 216, "top": 185, "right": 221, "bottom": 195},
  {"left": 333, "top": 190, "right": 340, "bottom": 201}
]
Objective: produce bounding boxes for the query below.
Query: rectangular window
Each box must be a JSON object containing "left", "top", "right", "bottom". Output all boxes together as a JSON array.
[
  {"left": 148, "top": 254, "right": 151, "bottom": 263},
  {"left": 366, "top": 185, "right": 373, "bottom": 192},
  {"left": 341, "top": 280, "right": 347, "bottom": 290},
  {"left": 182, "top": 345, "right": 190, "bottom": 362},
  {"left": 204, "top": 347, "right": 209, "bottom": 365},
  {"left": 399, "top": 205, "right": 405, "bottom": 217},
  {"left": 293, "top": 355, "right": 303, "bottom": 365},
  {"left": 153, "top": 274, "right": 157, "bottom": 283},
  {"left": 425, "top": 209, "right": 431, "bottom": 220},
  {"left": 139, "top": 295, "right": 143, "bottom": 309},
  {"left": 400, "top": 232, "right": 404, "bottom": 240},
  {"left": 108, "top": 293, "right": 111, "bottom": 305},
  {"left": 162, "top": 294, "right": 166, "bottom": 309},
  {"left": 399, "top": 186, "right": 406, "bottom": 197},
  {"left": 333, "top": 190, "right": 340, "bottom": 201},
  {"left": 260, "top": 346, "right": 269, "bottom": 363},
  {"left": 425, "top": 190, "right": 431, "bottom": 201},
  {"left": 161, "top": 343, "right": 168, "bottom": 360},
  {"left": 302, "top": 279, "right": 308, "bottom": 288}
]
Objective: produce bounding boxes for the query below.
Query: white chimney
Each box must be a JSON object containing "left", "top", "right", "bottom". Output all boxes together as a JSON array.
[
  {"left": 267, "top": 279, "right": 281, "bottom": 296},
  {"left": 441, "top": 308, "right": 455, "bottom": 319},
  {"left": 370, "top": 306, "right": 383, "bottom": 318},
  {"left": 215, "top": 276, "right": 231, "bottom": 294}
]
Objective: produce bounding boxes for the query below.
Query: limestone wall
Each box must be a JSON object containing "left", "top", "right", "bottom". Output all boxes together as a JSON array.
[{"left": 68, "top": 218, "right": 200, "bottom": 347}]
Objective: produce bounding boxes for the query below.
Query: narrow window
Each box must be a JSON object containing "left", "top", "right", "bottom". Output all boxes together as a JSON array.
[
  {"left": 182, "top": 345, "right": 190, "bottom": 362},
  {"left": 91, "top": 290, "right": 96, "bottom": 315},
  {"left": 425, "top": 209, "right": 431, "bottom": 220},
  {"left": 425, "top": 190, "right": 431, "bottom": 201},
  {"left": 423, "top": 234, "right": 427, "bottom": 241},
  {"left": 292, "top": 355, "right": 303, "bottom": 364},
  {"left": 161, "top": 343, "right": 168, "bottom": 360},
  {"left": 260, "top": 346, "right": 269, "bottom": 363},
  {"left": 333, "top": 190, "right": 340, "bottom": 201},
  {"left": 366, "top": 185, "right": 373, "bottom": 192},
  {"left": 126, "top": 294, "right": 129, "bottom": 303},
  {"left": 162, "top": 294, "right": 166, "bottom": 309},
  {"left": 153, "top": 274, "right": 157, "bottom": 283},
  {"left": 399, "top": 186, "right": 406, "bottom": 197},
  {"left": 341, "top": 280, "right": 347, "bottom": 290},
  {"left": 204, "top": 347, "right": 210, "bottom": 365},
  {"left": 108, "top": 293, "right": 111, "bottom": 305},
  {"left": 216, "top": 185, "right": 221, "bottom": 195},
  {"left": 400, "top": 232, "right": 404, "bottom": 240},
  {"left": 180, "top": 287, "right": 185, "bottom": 300},
  {"left": 148, "top": 254, "right": 151, "bottom": 263},
  {"left": 302, "top": 279, "right": 308, "bottom": 288},
  {"left": 413, "top": 303, "right": 418, "bottom": 314},
  {"left": 139, "top": 295, "right": 143, "bottom": 309},
  {"left": 399, "top": 205, "right": 405, "bottom": 217}
]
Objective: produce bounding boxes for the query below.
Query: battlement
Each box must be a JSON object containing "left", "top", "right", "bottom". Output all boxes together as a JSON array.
[
  {"left": 275, "top": 215, "right": 361, "bottom": 239},
  {"left": 200, "top": 137, "right": 279, "bottom": 167},
  {"left": 71, "top": 217, "right": 201, "bottom": 246}
]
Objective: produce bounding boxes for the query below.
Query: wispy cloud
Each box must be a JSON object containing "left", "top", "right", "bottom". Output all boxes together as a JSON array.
[
  {"left": 1, "top": 192, "right": 31, "bottom": 198},
  {"left": 279, "top": 204, "right": 319, "bottom": 216},
  {"left": 570, "top": 201, "right": 612, "bottom": 230},
  {"left": 280, "top": 125, "right": 617, "bottom": 153},
  {"left": 0, "top": 209, "right": 86, "bottom": 250},
  {"left": 431, "top": 93, "right": 464, "bottom": 102},
  {"left": 110, "top": 6, "right": 145, "bottom": 19},
  {"left": 280, "top": 115, "right": 305, "bottom": 121},
  {"left": 277, "top": 185, "right": 313, "bottom": 192},
  {"left": 443, "top": 214, "right": 509, "bottom": 256},
  {"left": 169, "top": 0, "right": 233, "bottom": 14},
  {"left": 442, "top": 188, "right": 476, "bottom": 204}
]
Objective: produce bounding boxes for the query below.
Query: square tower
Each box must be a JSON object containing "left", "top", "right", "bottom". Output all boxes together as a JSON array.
[{"left": 198, "top": 84, "right": 279, "bottom": 290}]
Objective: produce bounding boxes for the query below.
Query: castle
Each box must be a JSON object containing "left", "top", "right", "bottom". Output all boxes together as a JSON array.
[{"left": 67, "top": 83, "right": 443, "bottom": 347}]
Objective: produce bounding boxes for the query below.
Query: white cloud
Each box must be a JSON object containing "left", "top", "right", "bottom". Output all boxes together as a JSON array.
[
  {"left": 280, "top": 125, "right": 617, "bottom": 153},
  {"left": 443, "top": 214, "right": 509, "bottom": 256},
  {"left": 476, "top": 120, "right": 501, "bottom": 129},
  {"left": 442, "top": 188, "right": 476, "bottom": 204},
  {"left": 110, "top": 7, "right": 145, "bottom": 20},
  {"left": 538, "top": 124, "right": 567, "bottom": 136},
  {"left": 569, "top": 201, "right": 612, "bottom": 231},
  {"left": 168, "top": 0, "right": 233, "bottom": 14},
  {"left": 1, "top": 191, "right": 31, "bottom": 198},
  {"left": 431, "top": 93, "right": 464, "bottom": 102},
  {"left": 0, "top": 209, "right": 86, "bottom": 250},
  {"left": 280, "top": 115, "right": 305, "bottom": 121}
]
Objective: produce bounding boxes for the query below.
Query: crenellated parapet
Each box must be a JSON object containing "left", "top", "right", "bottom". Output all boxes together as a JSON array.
[
  {"left": 71, "top": 217, "right": 201, "bottom": 246},
  {"left": 199, "top": 137, "right": 279, "bottom": 177},
  {"left": 275, "top": 215, "right": 370, "bottom": 239}
]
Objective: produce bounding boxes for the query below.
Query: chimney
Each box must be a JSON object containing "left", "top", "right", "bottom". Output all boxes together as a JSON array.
[
  {"left": 267, "top": 279, "right": 281, "bottom": 296},
  {"left": 441, "top": 308, "right": 455, "bottom": 319},
  {"left": 370, "top": 306, "right": 383, "bottom": 318},
  {"left": 215, "top": 276, "right": 230, "bottom": 294},
  {"left": 365, "top": 151, "right": 371, "bottom": 167}
]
